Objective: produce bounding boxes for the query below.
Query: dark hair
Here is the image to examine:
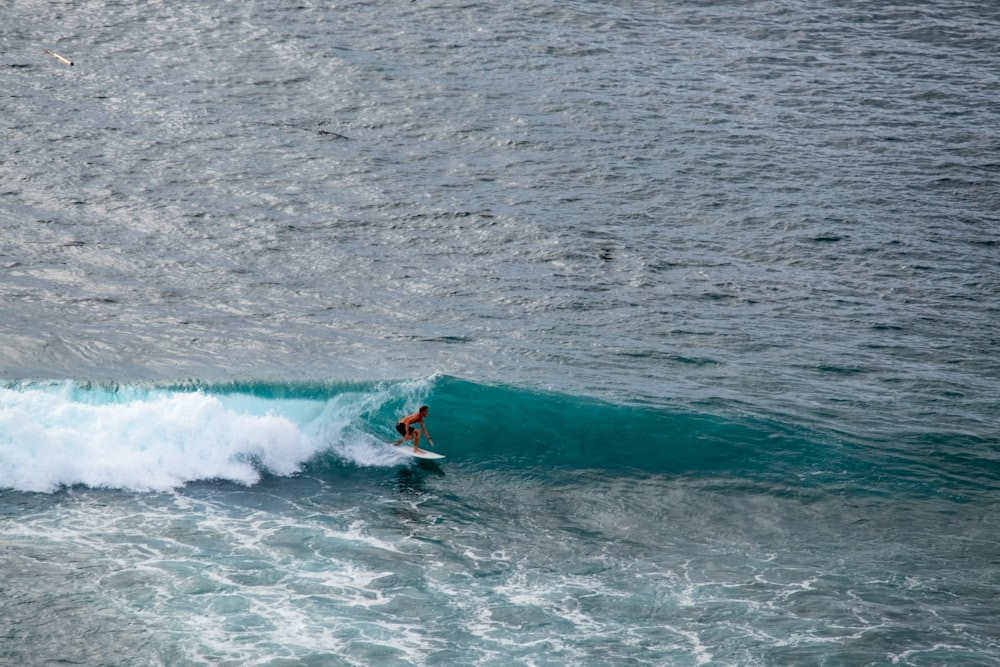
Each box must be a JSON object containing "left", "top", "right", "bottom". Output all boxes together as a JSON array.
[{"left": 420, "top": 405, "right": 429, "bottom": 412}]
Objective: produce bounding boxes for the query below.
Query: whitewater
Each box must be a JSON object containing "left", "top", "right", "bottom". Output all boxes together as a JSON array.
[{"left": 3, "top": 0, "right": 999, "bottom": 665}]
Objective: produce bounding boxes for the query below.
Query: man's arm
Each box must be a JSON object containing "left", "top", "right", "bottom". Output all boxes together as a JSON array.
[{"left": 420, "top": 417, "right": 434, "bottom": 446}]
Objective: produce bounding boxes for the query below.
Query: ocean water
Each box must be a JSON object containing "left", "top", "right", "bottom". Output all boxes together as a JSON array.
[{"left": 2, "top": 0, "right": 999, "bottom": 665}]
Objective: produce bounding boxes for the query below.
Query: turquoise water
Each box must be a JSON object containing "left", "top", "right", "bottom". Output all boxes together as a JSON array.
[
  {"left": 3, "top": 0, "right": 1000, "bottom": 664},
  {"left": 2, "top": 379, "right": 997, "bottom": 665}
]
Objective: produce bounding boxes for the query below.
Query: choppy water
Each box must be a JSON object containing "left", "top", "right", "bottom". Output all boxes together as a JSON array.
[{"left": 2, "top": 0, "right": 999, "bottom": 665}]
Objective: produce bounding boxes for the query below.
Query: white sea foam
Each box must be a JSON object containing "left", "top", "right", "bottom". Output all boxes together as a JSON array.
[{"left": 0, "top": 383, "right": 402, "bottom": 493}]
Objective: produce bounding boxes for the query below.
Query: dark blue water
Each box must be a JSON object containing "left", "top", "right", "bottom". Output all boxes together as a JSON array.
[{"left": 2, "top": 0, "right": 999, "bottom": 664}]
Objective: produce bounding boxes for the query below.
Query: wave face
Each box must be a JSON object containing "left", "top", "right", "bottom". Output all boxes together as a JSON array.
[
  {"left": 2, "top": 376, "right": 995, "bottom": 499},
  {"left": 0, "top": 376, "right": 820, "bottom": 493}
]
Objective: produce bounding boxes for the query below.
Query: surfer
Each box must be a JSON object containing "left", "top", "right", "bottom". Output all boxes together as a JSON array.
[{"left": 393, "top": 406, "right": 434, "bottom": 453}]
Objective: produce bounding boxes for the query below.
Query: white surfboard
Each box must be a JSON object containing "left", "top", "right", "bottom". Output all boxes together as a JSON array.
[{"left": 393, "top": 446, "right": 445, "bottom": 460}]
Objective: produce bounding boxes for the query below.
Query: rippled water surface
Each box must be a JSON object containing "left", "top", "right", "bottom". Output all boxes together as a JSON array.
[{"left": 2, "top": 0, "right": 999, "bottom": 664}]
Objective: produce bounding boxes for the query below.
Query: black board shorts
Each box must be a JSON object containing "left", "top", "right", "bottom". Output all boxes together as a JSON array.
[{"left": 396, "top": 423, "right": 414, "bottom": 438}]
